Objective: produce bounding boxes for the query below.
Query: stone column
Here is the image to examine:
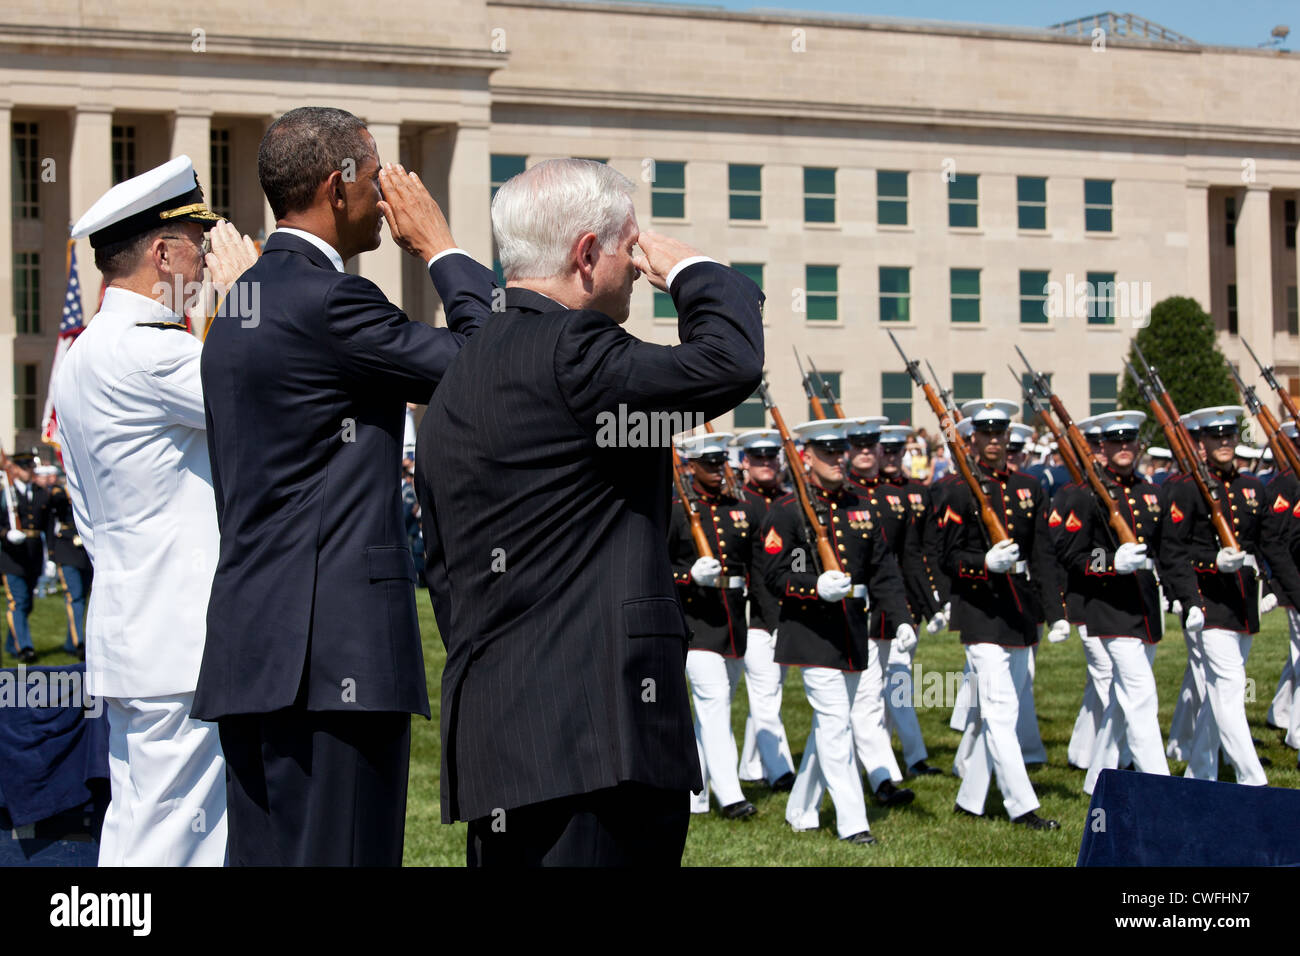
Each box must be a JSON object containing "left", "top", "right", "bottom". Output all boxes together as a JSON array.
[
  {"left": 1236, "top": 183, "right": 1275, "bottom": 369},
  {"left": 1184, "top": 181, "right": 1211, "bottom": 314},
  {"left": 358, "top": 121, "right": 404, "bottom": 307},
  {"left": 0, "top": 104, "right": 15, "bottom": 447},
  {"left": 169, "top": 110, "right": 211, "bottom": 337},
  {"left": 446, "top": 121, "right": 492, "bottom": 263},
  {"left": 69, "top": 105, "right": 114, "bottom": 319}
]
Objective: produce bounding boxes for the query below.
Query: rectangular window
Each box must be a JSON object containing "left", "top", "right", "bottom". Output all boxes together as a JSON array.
[
  {"left": 879, "top": 267, "right": 910, "bottom": 323},
  {"left": 12, "top": 121, "right": 40, "bottom": 219},
  {"left": 950, "top": 268, "right": 980, "bottom": 324},
  {"left": 1227, "top": 284, "right": 1238, "bottom": 335},
  {"left": 14, "top": 363, "right": 37, "bottom": 431},
  {"left": 734, "top": 388, "right": 767, "bottom": 428},
  {"left": 728, "top": 164, "right": 761, "bottom": 221},
  {"left": 809, "top": 371, "right": 841, "bottom": 420},
  {"left": 490, "top": 154, "right": 527, "bottom": 201},
  {"left": 1084, "top": 179, "right": 1113, "bottom": 233},
  {"left": 948, "top": 174, "right": 978, "bottom": 228},
  {"left": 112, "top": 124, "right": 137, "bottom": 186},
  {"left": 882, "top": 372, "right": 912, "bottom": 426},
  {"left": 653, "top": 290, "right": 676, "bottom": 320},
  {"left": 1225, "top": 195, "right": 1236, "bottom": 247},
  {"left": 1017, "top": 176, "right": 1047, "bottom": 230},
  {"left": 1087, "top": 271, "right": 1116, "bottom": 325},
  {"left": 806, "top": 265, "right": 838, "bottom": 321},
  {"left": 731, "top": 262, "right": 764, "bottom": 298},
  {"left": 209, "top": 128, "right": 231, "bottom": 221},
  {"left": 952, "top": 372, "right": 983, "bottom": 406},
  {"left": 1019, "top": 270, "right": 1050, "bottom": 324},
  {"left": 1089, "top": 373, "right": 1118, "bottom": 416},
  {"left": 803, "top": 167, "right": 835, "bottom": 223},
  {"left": 1286, "top": 199, "right": 1297, "bottom": 250},
  {"left": 1288, "top": 286, "right": 1298, "bottom": 336},
  {"left": 1021, "top": 372, "right": 1051, "bottom": 427},
  {"left": 650, "top": 160, "right": 685, "bottom": 219},
  {"left": 877, "top": 170, "right": 908, "bottom": 226},
  {"left": 13, "top": 252, "right": 40, "bottom": 336}
]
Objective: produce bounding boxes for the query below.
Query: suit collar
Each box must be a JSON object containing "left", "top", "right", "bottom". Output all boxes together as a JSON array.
[
  {"left": 264, "top": 230, "right": 344, "bottom": 272},
  {"left": 505, "top": 286, "right": 570, "bottom": 314}
]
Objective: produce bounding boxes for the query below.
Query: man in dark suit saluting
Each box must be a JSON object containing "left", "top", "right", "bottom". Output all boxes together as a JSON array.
[
  {"left": 418, "top": 158, "right": 764, "bottom": 866},
  {"left": 194, "top": 107, "right": 494, "bottom": 865}
]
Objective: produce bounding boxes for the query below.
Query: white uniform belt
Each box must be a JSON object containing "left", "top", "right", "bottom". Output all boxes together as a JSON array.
[
  {"left": 1010, "top": 561, "right": 1028, "bottom": 575},
  {"left": 1243, "top": 554, "right": 1258, "bottom": 573},
  {"left": 712, "top": 576, "right": 746, "bottom": 590},
  {"left": 851, "top": 584, "right": 867, "bottom": 600}
]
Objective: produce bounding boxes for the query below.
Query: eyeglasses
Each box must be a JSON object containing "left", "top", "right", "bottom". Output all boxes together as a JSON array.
[
  {"left": 162, "top": 234, "right": 211, "bottom": 257},
  {"left": 848, "top": 436, "right": 879, "bottom": 449}
]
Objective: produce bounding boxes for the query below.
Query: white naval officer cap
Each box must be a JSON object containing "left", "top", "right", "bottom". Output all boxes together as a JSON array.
[
  {"left": 959, "top": 399, "right": 1019, "bottom": 427},
  {"left": 1281, "top": 419, "right": 1298, "bottom": 439},
  {"left": 676, "top": 431, "right": 735, "bottom": 459},
  {"left": 1235, "top": 444, "right": 1263, "bottom": 460},
  {"left": 1006, "top": 423, "right": 1035, "bottom": 448},
  {"left": 1148, "top": 446, "right": 1173, "bottom": 460},
  {"left": 877, "top": 425, "right": 911, "bottom": 447},
  {"left": 730, "top": 429, "right": 782, "bottom": 454},
  {"left": 71, "top": 155, "right": 221, "bottom": 248},
  {"left": 1091, "top": 410, "right": 1146, "bottom": 438},
  {"left": 791, "top": 419, "right": 850, "bottom": 450},
  {"left": 843, "top": 416, "right": 889, "bottom": 439},
  {"left": 1186, "top": 406, "right": 1244, "bottom": 436}
]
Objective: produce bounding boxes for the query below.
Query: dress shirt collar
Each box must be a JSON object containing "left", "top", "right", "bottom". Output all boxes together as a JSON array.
[{"left": 276, "top": 227, "right": 345, "bottom": 273}]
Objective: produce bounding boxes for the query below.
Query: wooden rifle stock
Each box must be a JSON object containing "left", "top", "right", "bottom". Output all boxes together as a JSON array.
[
  {"left": 1012, "top": 366, "right": 1084, "bottom": 484},
  {"left": 672, "top": 446, "right": 714, "bottom": 560}
]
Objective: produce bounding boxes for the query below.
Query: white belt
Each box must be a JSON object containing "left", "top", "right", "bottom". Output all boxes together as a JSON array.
[
  {"left": 1011, "top": 561, "right": 1028, "bottom": 575},
  {"left": 851, "top": 584, "right": 868, "bottom": 603},
  {"left": 1243, "top": 554, "right": 1259, "bottom": 573},
  {"left": 712, "top": 576, "right": 746, "bottom": 591}
]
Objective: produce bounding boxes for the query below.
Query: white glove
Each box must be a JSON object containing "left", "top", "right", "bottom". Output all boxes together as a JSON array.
[
  {"left": 1185, "top": 605, "right": 1205, "bottom": 631},
  {"left": 44, "top": 560, "right": 56, "bottom": 579},
  {"left": 816, "top": 570, "right": 853, "bottom": 602},
  {"left": 5, "top": 529, "right": 24, "bottom": 545},
  {"left": 1047, "top": 619, "right": 1070, "bottom": 643},
  {"left": 984, "top": 539, "right": 1020, "bottom": 574},
  {"left": 894, "top": 624, "right": 918, "bottom": 653},
  {"left": 1216, "top": 547, "right": 1246, "bottom": 573},
  {"left": 690, "top": 556, "right": 722, "bottom": 587},
  {"left": 1260, "top": 592, "right": 1279, "bottom": 614},
  {"left": 1114, "top": 542, "right": 1149, "bottom": 575},
  {"left": 926, "top": 611, "right": 947, "bottom": 635},
  {"left": 1170, "top": 599, "right": 1182, "bottom": 616}
]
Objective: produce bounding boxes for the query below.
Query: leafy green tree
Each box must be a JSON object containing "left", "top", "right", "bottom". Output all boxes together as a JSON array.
[{"left": 1118, "top": 296, "right": 1237, "bottom": 443}]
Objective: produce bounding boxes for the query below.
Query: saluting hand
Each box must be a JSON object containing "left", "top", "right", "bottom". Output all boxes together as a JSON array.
[
  {"left": 205, "top": 220, "right": 258, "bottom": 292},
  {"left": 378, "top": 164, "right": 455, "bottom": 262},
  {"left": 632, "top": 231, "right": 704, "bottom": 293}
]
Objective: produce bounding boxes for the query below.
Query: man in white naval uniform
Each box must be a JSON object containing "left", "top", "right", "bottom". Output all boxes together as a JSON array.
[{"left": 55, "top": 156, "right": 256, "bottom": 865}]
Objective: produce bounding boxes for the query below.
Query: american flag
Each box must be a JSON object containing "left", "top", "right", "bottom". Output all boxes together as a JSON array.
[{"left": 41, "top": 240, "right": 88, "bottom": 447}]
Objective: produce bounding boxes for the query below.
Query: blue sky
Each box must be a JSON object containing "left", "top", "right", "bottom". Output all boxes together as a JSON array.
[{"left": 602, "top": 1, "right": 1295, "bottom": 49}]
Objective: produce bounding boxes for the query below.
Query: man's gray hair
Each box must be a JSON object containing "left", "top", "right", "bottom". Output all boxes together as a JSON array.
[{"left": 491, "top": 159, "right": 636, "bottom": 281}]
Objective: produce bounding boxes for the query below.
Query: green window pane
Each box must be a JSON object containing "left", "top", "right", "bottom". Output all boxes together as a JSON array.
[
  {"left": 653, "top": 161, "right": 685, "bottom": 190},
  {"left": 732, "top": 262, "right": 764, "bottom": 290},
  {"left": 730, "top": 194, "right": 761, "bottom": 220},
  {"left": 1018, "top": 206, "right": 1046, "bottom": 230},
  {"left": 882, "top": 372, "right": 912, "bottom": 400},
  {"left": 807, "top": 296, "right": 838, "bottom": 322},
  {"left": 880, "top": 298, "right": 910, "bottom": 323},
  {"left": 949, "top": 203, "right": 978, "bottom": 229},
  {"left": 950, "top": 268, "right": 980, "bottom": 296},
  {"left": 948, "top": 175, "right": 978, "bottom": 201},
  {"left": 877, "top": 170, "right": 908, "bottom": 198},
  {"left": 1019, "top": 270, "right": 1049, "bottom": 297},
  {"left": 804, "top": 197, "right": 835, "bottom": 223},
  {"left": 653, "top": 290, "right": 677, "bottom": 318},
  {"left": 1084, "top": 179, "right": 1112, "bottom": 205},
  {"left": 1087, "top": 271, "right": 1116, "bottom": 325},
  {"left": 1019, "top": 271, "right": 1050, "bottom": 325},
  {"left": 734, "top": 393, "right": 767, "bottom": 428},
  {"left": 652, "top": 192, "right": 685, "bottom": 219},
  {"left": 806, "top": 266, "right": 838, "bottom": 294},
  {"left": 804, "top": 167, "right": 836, "bottom": 195},
  {"left": 729, "top": 164, "right": 761, "bottom": 192},
  {"left": 951, "top": 298, "right": 980, "bottom": 324},
  {"left": 1020, "top": 301, "right": 1048, "bottom": 324},
  {"left": 1017, "top": 176, "right": 1046, "bottom": 203},
  {"left": 1089, "top": 372, "right": 1117, "bottom": 400},
  {"left": 878, "top": 199, "right": 908, "bottom": 226},
  {"left": 1085, "top": 208, "right": 1113, "bottom": 232},
  {"left": 952, "top": 372, "right": 983, "bottom": 404},
  {"left": 490, "top": 154, "right": 527, "bottom": 185},
  {"left": 879, "top": 267, "right": 910, "bottom": 295}
]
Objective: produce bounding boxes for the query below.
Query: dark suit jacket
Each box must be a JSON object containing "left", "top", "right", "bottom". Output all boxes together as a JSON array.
[
  {"left": 193, "top": 233, "right": 493, "bottom": 719},
  {"left": 419, "top": 261, "right": 764, "bottom": 822}
]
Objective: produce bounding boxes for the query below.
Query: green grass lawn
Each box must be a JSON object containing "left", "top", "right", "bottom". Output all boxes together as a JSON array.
[{"left": 15, "top": 590, "right": 1297, "bottom": 866}]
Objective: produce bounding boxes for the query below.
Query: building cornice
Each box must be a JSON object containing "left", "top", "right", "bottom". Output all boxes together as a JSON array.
[{"left": 0, "top": 23, "right": 508, "bottom": 73}]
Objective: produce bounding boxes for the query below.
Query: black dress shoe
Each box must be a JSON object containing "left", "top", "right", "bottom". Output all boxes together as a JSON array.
[
  {"left": 18, "top": 647, "right": 36, "bottom": 664},
  {"left": 953, "top": 803, "right": 981, "bottom": 818},
  {"left": 907, "top": 760, "right": 943, "bottom": 777},
  {"left": 841, "top": 830, "right": 877, "bottom": 845},
  {"left": 874, "top": 779, "right": 915, "bottom": 807},
  {"left": 722, "top": 800, "right": 757, "bottom": 820},
  {"left": 1012, "top": 811, "right": 1060, "bottom": 831},
  {"left": 1259, "top": 755, "right": 1273, "bottom": 767},
  {"left": 770, "top": 771, "right": 796, "bottom": 792}
]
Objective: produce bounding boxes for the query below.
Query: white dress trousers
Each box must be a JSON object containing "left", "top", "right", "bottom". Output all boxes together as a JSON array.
[
  {"left": 1182, "top": 628, "right": 1268, "bottom": 786},
  {"left": 1166, "top": 625, "right": 1206, "bottom": 760},
  {"left": 881, "top": 634, "right": 929, "bottom": 769},
  {"left": 1083, "top": 638, "right": 1169, "bottom": 794},
  {"left": 855, "top": 638, "right": 905, "bottom": 787},
  {"left": 1067, "top": 626, "right": 1110, "bottom": 768},
  {"left": 687, "top": 649, "right": 746, "bottom": 812},
  {"left": 99, "top": 694, "right": 227, "bottom": 866},
  {"left": 955, "top": 642, "right": 1040, "bottom": 820},
  {"left": 737, "top": 628, "right": 795, "bottom": 783},
  {"left": 1266, "top": 609, "right": 1300, "bottom": 750},
  {"left": 1017, "top": 641, "right": 1047, "bottom": 765},
  {"left": 785, "top": 666, "right": 871, "bottom": 838}
]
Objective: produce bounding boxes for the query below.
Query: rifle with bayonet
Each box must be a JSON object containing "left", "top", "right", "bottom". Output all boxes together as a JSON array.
[
  {"left": 1243, "top": 337, "right": 1300, "bottom": 428},
  {"left": 1227, "top": 361, "right": 1300, "bottom": 475},
  {"left": 888, "top": 331, "right": 1009, "bottom": 545},
  {"left": 1017, "top": 347, "right": 1136, "bottom": 548},
  {"left": 758, "top": 379, "right": 843, "bottom": 573},
  {"left": 1010, "top": 364, "right": 1084, "bottom": 484},
  {"left": 793, "top": 348, "right": 828, "bottom": 420},
  {"left": 807, "top": 356, "right": 846, "bottom": 418},
  {"left": 671, "top": 444, "right": 714, "bottom": 560},
  {"left": 1129, "top": 345, "right": 1240, "bottom": 551}
]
